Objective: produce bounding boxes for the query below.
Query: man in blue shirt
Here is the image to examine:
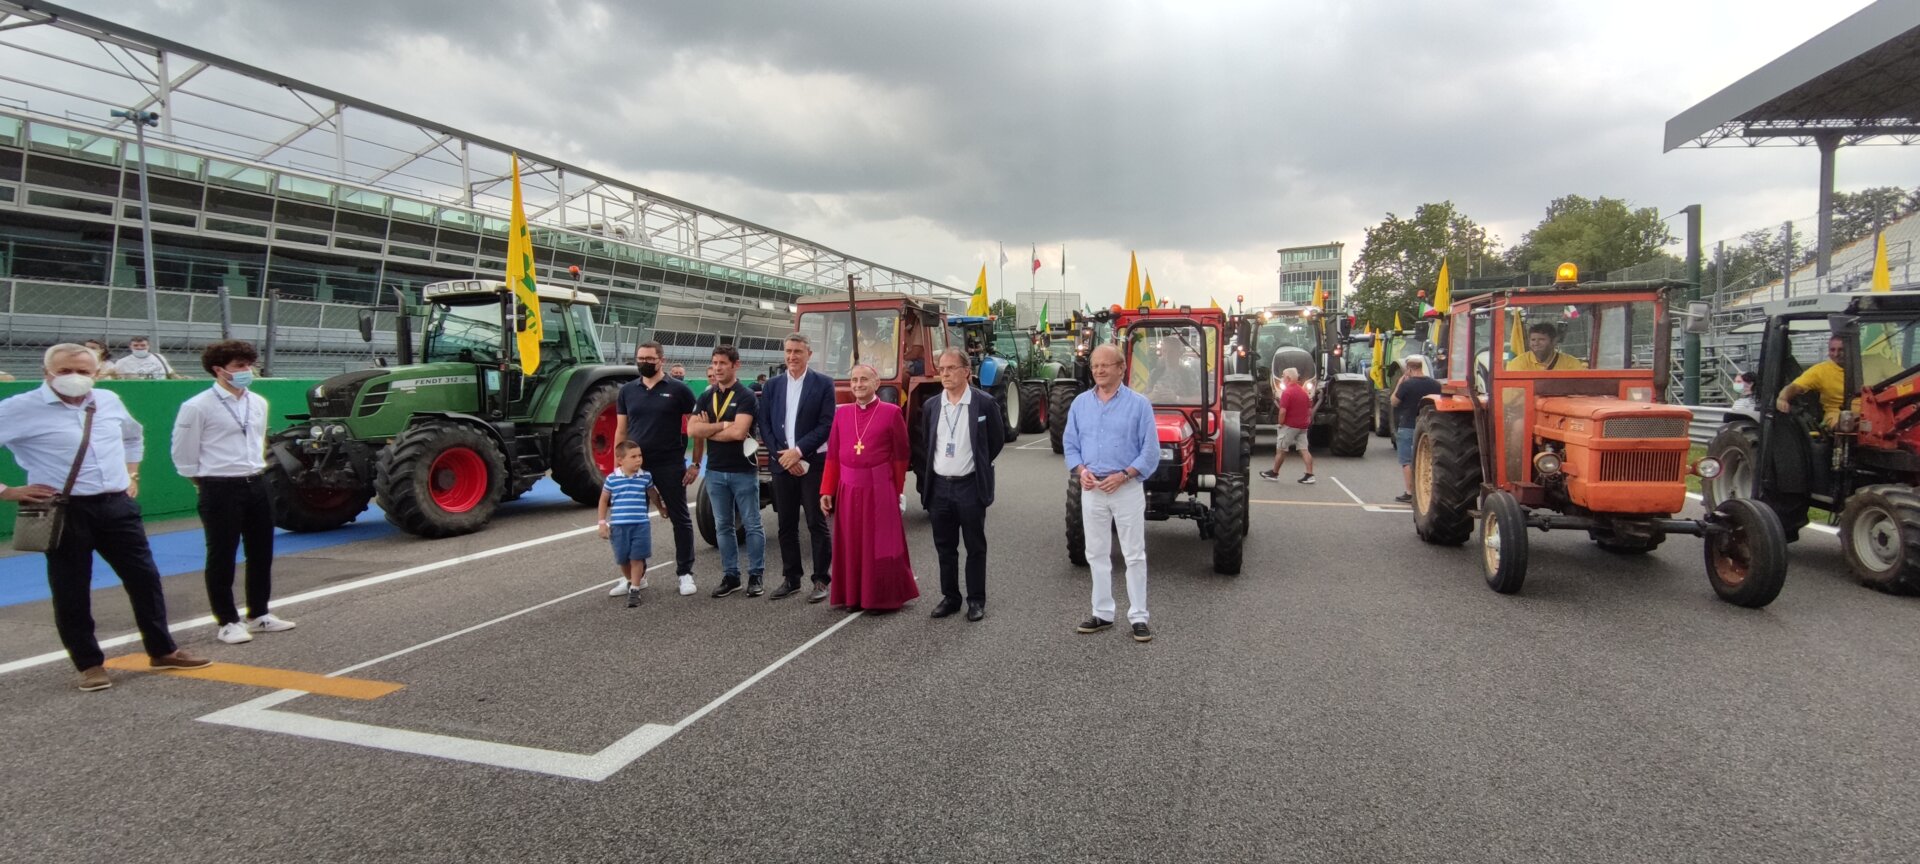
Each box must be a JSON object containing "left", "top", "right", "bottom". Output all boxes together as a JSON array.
[{"left": 1063, "top": 344, "right": 1161, "bottom": 643}]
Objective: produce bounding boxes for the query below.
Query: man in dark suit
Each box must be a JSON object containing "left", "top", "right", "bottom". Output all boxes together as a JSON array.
[
  {"left": 760, "top": 332, "right": 838, "bottom": 602},
  {"left": 921, "top": 347, "right": 1006, "bottom": 621}
]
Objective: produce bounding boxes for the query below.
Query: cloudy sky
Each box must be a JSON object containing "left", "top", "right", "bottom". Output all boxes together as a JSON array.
[{"left": 58, "top": 0, "right": 1919, "bottom": 309}]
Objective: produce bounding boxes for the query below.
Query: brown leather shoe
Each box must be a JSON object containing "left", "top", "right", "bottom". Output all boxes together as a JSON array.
[
  {"left": 76, "top": 666, "right": 111, "bottom": 692},
  {"left": 150, "top": 650, "right": 213, "bottom": 670}
]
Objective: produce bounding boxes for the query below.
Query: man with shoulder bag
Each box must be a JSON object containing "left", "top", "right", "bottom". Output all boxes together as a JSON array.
[{"left": 0, "top": 344, "right": 211, "bottom": 692}]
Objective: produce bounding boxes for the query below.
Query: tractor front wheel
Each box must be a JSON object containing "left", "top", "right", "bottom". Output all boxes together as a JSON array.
[
  {"left": 1838, "top": 485, "right": 1920, "bottom": 594},
  {"left": 1705, "top": 497, "right": 1788, "bottom": 608},
  {"left": 1412, "top": 409, "right": 1480, "bottom": 546},
  {"left": 1328, "top": 383, "right": 1371, "bottom": 457},
  {"left": 1065, "top": 471, "right": 1087, "bottom": 566},
  {"left": 1374, "top": 389, "right": 1393, "bottom": 438},
  {"left": 1048, "top": 380, "right": 1080, "bottom": 454},
  {"left": 992, "top": 382, "right": 1020, "bottom": 441},
  {"left": 1480, "top": 490, "right": 1530, "bottom": 594},
  {"left": 264, "top": 460, "right": 371, "bottom": 532},
  {"left": 1211, "top": 472, "right": 1249, "bottom": 575},
  {"left": 552, "top": 381, "right": 623, "bottom": 505},
  {"left": 375, "top": 421, "right": 506, "bottom": 538},
  {"left": 1704, "top": 421, "right": 1807, "bottom": 541},
  {"left": 1017, "top": 380, "right": 1047, "bottom": 433},
  {"left": 1224, "top": 380, "right": 1258, "bottom": 449}
]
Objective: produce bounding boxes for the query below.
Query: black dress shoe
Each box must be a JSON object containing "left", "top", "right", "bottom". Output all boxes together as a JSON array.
[
  {"left": 769, "top": 581, "right": 800, "bottom": 600},
  {"left": 930, "top": 598, "right": 962, "bottom": 618},
  {"left": 745, "top": 576, "right": 765, "bottom": 597},
  {"left": 1075, "top": 616, "right": 1113, "bottom": 634},
  {"left": 807, "top": 584, "right": 830, "bottom": 603},
  {"left": 1131, "top": 622, "right": 1153, "bottom": 643},
  {"left": 710, "top": 579, "right": 741, "bottom": 598},
  {"left": 965, "top": 601, "right": 984, "bottom": 622}
]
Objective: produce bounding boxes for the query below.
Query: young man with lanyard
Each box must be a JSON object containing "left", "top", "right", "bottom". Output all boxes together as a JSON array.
[
  {"left": 687, "top": 345, "right": 765, "bottom": 598},
  {"left": 615, "top": 342, "right": 702, "bottom": 597},
  {"left": 172, "top": 340, "right": 294, "bottom": 644}
]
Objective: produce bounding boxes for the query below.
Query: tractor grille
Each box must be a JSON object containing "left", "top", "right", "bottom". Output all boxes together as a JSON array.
[
  {"left": 1602, "top": 417, "right": 1687, "bottom": 439},
  {"left": 1598, "top": 451, "right": 1684, "bottom": 483},
  {"left": 356, "top": 382, "right": 390, "bottom": 417}
]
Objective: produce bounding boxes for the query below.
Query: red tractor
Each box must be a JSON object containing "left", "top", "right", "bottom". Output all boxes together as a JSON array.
[
  {"left": 1703, "top": 291, "right": 1920, "bottom": 592},
  {"left": 1063, "top": 306, "right": 1252, "bottom": 575},
  {"left": 1410, "top": 270, "right": 1788, "bottom": 607}
]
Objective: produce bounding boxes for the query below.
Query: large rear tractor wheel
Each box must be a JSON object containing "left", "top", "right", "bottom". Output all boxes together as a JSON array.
[
  {"left": 264, "top": 461, "right": 371, "bottom": 532},
  {"left": 1048, "top": 380, "right": 1080, "bottom": 455},
  {"left": 1705, "top": 497, "right": 1788, "bottom": 608},
  {"left": 551, "top": 381, "right": 623, "bottom": 505},
  {"left": 1065, "top": 472, "right": 1087, "bottom": 566},
  {"left": 375, "top": 421, "right": 506, "bottom": 538},
  {"left": 1329, "top": 383, "right": 1371, "bottom": 457},
  {"left": 1480, "top": 490, "right": 1530, "bottom": 594},
  {"left": 1017, "top": 380, "right": 1047, "bottom": 433},
  {"left": 1374, "top": 389, "right": 1393, "bottom": 438},
  {"left": 992, "top": 382, "right": 1020, "bottom": 441},
  {"left": 1211, "top": 472, "right": 1249, "bottom": 575},
  {"left": 1412, "top": 409, "right": 1481, "bottom": 546},
  {"left": 1838, "top": 485, "right": 1920, "bottom": 594},
  {"left": 695, "top": 476, "right": 749, "bottom": 549},
  {"left": 1703, "top": 421, "right": 1808, "bottom": 541},
  {"left": 1224, "top": 380, "right": 1258, "bottom": 449}
]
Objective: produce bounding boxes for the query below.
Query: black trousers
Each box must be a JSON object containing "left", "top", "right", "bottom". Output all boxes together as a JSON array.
[
  {"left": 45, "top": 492, "right": 176, "bottom": 670},
  {"left": 645, "top": 452, "right": 696, "bottom": 576},
  {"left": 771, "top": 457, "right": 831, "bottom": 586},
  {"left": 197, "top": 475, "right": 276, "bottom": 625},
  {"left": 930, "top": 476, "right": 987, "bottom": 604}
]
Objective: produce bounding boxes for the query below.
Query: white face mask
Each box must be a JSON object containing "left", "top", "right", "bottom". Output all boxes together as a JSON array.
[
  {"left": 131, "top": 348, "right": 151, "bottom": 359},
  {"left": 50, "top": 373, "right": 94, "bottom": 399},
  {"left": 1731, "top": 381, "right": 1747, "bottom": 395}
]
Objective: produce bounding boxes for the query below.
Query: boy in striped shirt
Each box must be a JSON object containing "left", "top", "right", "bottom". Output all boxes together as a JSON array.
[{"left": 599, "top": 441, "right": 654, "bottom": 607}]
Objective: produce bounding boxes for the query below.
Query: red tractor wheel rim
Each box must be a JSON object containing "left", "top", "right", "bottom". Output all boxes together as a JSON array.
[
  {"left": 590, "top": 403, "right": 618, "bottom": 476},
  {"left": 429, "top": 447, "right": 488, "bottom": 513}
]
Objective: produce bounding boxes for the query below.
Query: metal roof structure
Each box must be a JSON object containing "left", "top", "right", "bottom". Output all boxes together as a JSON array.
[
  {"left": 0, "top": 0, "right": 961, "bottom": 299},
  {"left": 1665, "top": 0, "right": 1920, "bottom": 278}
]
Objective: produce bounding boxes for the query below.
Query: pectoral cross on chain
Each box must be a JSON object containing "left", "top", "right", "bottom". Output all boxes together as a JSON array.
[{"left": 854, "top": 440, "right": 865, "bottom": 455}]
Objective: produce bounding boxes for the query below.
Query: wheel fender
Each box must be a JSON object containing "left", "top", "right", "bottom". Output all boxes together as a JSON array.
[
  {"left": 978, "top": 357, "right": 1005, "bottom": 389},
  {"left": 1426, "top": 393, "right": 1475, "bottom": 413},
  {"left": 549, "top": 367, "right": 638, "bottom": 421},
  {"left": 408, "top": 412, "right": 507, "bottom": 447}
]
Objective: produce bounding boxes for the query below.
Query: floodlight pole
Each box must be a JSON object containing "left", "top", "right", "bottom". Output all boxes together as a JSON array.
[
  {"left": 1681, "top": 204, "right": 1702, "bottom": 405},
  {"left": 112, "top": 108, "right": 162, "bottom": 349},
  {"left": 1815, "top": 134, "right": 1839, "bottom": 277}
]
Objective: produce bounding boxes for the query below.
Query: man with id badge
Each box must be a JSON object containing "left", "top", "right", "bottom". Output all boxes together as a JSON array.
[
  {"left": 919, "top": 347, "right": 1006, "bottom": 622},
  {"left": 172, "top": 340, "right": 294, "bottom": 645},
  {"left": 687, "top": 345, "right": 765, "bottom": 598}
]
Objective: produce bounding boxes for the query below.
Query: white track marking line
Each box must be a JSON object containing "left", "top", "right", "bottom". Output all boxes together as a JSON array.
[
  {"left": 1330, "top": 476, "right": 1367, "bottom": 506},
  {"left": 1327, "top": 476, "right": 1407, "bottom": 514},
  {"left": 1684, "top": 492, "right": 1840, "bottom": 535},
  {"left": 1017, "top": 437, "right": 1054, "bottom": 450},
  {"left": 0, "top": 525, "right": 598, "bottom": 677},
  {"left": 199, "top": 585, "right": 866, "bottom": 782}
]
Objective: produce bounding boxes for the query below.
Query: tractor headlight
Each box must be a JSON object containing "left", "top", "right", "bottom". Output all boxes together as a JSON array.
[
  {"left": 329, "top": 424, "right": 348, "bottom": 437},
  {"left": 309, "top": 425, "right": 326, "bottom": 440},
  {"left": 1533, "top": 451, "right": 1562, "bottom": 476},
  {"left": 1160, "top": 447, "right": 1175, "bottom": 461},
  {"left": 1693, "top": 457, "right": 1723, "bottom": 479}
]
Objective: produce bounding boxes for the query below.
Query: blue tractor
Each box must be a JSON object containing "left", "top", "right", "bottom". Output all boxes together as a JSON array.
[{"left": 947, "top": 315, "right": 1022, "bottom": 441}]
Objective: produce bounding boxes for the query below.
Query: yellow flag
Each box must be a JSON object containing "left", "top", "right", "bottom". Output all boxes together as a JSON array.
[
  {"left": 1394, "top": 311, "right": 1403, "bottom": 332},
  {"left": 1143, "top": 270, "right": 1157, "bottom": 309},
  {"left": 507, "top": 154, "right": 542, "bottom": 374},
  {"left": 1369, "top": 325, "right": 1385, "bottom": 388},
  {"left": 1509, "top": 308, "right": 1527, "bottom": 357},
  {"left": 1313, "top": 279, "right": 1326, "bottom": 309},
  {"left": 968, "top": 264, "right": 990, "bottom": 315},
  {"left": 1123, "top": 252, "right": 1142, "bottom": 310},
  {"left": 1433, "top": 259, "right": 1452, "bottom": 310},
  {"left": 1873, "top": 230, "right": 1892, "bottom": 293},
  {"left": 1209, "top": 295, "right": 1221, "bottom": 310}
]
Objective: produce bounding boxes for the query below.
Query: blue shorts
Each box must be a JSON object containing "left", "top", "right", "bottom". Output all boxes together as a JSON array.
[
  {"left": 1395, "top": 427, "right": 1416, "bottom": 466},
  {"left": 610, "top": 521, "right": 652, "bottom": 566}
]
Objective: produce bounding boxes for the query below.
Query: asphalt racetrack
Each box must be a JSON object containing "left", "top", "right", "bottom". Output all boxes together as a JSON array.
[{"left": 1, "top": 434, "right": 1913, "bottom": 863}]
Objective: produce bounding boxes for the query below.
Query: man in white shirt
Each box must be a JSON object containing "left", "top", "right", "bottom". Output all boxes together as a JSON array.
[
  {"left": 172, "top": 340, "right": 293, "bottom": 646},
  {"left": 920, "top": 347, "right": 1005, "bottom": 621},
  {"left": 0, "top": 344, "right": 212, "bottom": 691},
  {"left": 109, "top": 336, "right": 178, "bottom": 380},
  {"left": 762, "top": 333, "right": 836, "bottom": 602}
]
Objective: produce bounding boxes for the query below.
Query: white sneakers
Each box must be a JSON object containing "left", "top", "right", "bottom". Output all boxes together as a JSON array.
[
  {"left": 248, "top": 614, "right": 296, "bottom": 632},
  {"left": 610, "top": 578, "right": 630, "bottom": 596},
  {"left": 216, "top": 614, "right": 295, "bottom": 645},
  {"left": 678, "top": 574, "right": 696, "bottom": 596}
]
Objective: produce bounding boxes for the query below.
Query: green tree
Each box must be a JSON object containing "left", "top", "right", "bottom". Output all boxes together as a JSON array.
[
  {"left": 1717, "top": 224, "right": 1809, "bottom": 297},
  {"left": 1348, "top": 201, "right": 1501, "bottom": 329},
  {"left": 1832, "top": 186, "right": 1912, "bottom": 248},
  {"left": 1504, "top": 195, "right": 1675, "bottom": 278},
  {"left": 989, "top": 298, "right": 1017, "bottom": 320}
]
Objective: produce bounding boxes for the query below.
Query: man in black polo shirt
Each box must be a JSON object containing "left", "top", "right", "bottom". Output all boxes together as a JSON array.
[
  {"left": 615, "top": 341, "right": 701, "bottom": 596},
  {"left": 688, "top": 344, "right": 763, "bottom": 598}
]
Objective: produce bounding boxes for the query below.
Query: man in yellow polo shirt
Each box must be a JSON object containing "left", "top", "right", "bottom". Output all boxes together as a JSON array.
[
  {"left": 1777, "top": 336, "right": 1846, "bottom": 426},
  {"left": 1507, "top": 323, "right": 1589, "bottom": 371}
]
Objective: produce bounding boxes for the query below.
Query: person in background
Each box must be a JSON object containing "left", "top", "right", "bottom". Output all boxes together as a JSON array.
[
  {"left": 110, "top": 336, "right": 179, "bottom": 380},
  {"left": 0, "top": 344, "right": 211, "bottom": 691},
  {"left": 1389, "top": 355, "right": 1443, "bottom": 504},
  {"left": 761, "top": 333, "right": 836, "bottom": 603},
  {"left": 1063, "top": 344, "right": 1160, "bottom": 643},
  {"left": 1261, "top": 366, "right": 1315, "bottom": 484},
  {"left": 82, "top": 340, "right": 111, "bottom": 378},
  {"left": 1729, "top": 371, "right": 1758, "bottom": 414},
  {"left": 751, "top": 373, "right": 767, "bottom": 394},
  {"left": 614, "top": 342, "right": 702, "bottom": 597},
  {"left": 669, "top": 364, "right": 688, "bottom": 382},
  {"left": 921, "top": 347, "right": 1005, "bottom": 622},
  {"left": 819, "top": 363, "right": 916, "bottom": 612},
  {"left": 598, "top": 441, "right": 653, "bottom": 608},
  {"left": 172, "top": 340, "right": 293, "bottom": 645}
]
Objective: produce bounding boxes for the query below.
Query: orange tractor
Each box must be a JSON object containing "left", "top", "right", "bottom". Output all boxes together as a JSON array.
[{"left": 1410, "top": 268, "right": 1788, "bottom": 607}]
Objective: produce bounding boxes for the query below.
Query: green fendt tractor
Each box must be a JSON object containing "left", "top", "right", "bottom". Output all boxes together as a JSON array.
[{"left": 266, "top": 279, "right": 634, "bottom": 538}]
